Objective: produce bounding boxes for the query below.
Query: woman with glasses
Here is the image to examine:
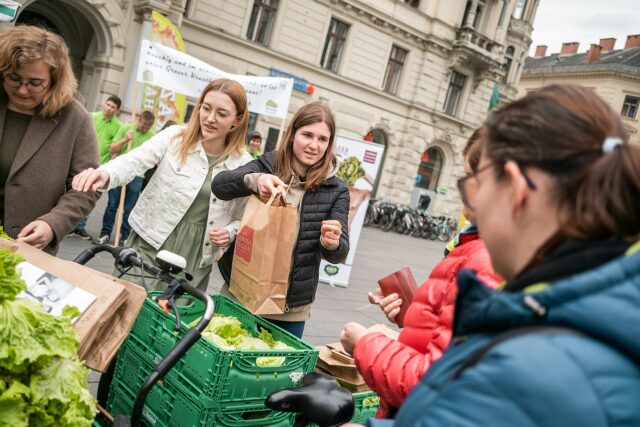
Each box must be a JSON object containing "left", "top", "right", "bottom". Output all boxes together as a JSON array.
[
  {"left": 339, "top": 130, "right": 500, "bottom": 419},
  {"left": 73, "top": 79, "right": 252, "bottom": 291},
  {"left": 350, "top": 85, "right": 640, "bottom": 427},
  {"left": 0, "top": 25, "right": 99, "bottom": 253}
]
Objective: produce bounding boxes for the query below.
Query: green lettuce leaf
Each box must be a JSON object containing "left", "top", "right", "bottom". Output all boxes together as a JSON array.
[
  {"left": 0, "top": 249, "right": 26, "bottom": 302},
  {"left": 0, "top": 226, "right": 11, "bottom": 241},
  {"left": 0, "top": 380, "right": 30, "bottom": 427},
  {"left": 29, "top": 357, "right": 96, "bottom": 426}
]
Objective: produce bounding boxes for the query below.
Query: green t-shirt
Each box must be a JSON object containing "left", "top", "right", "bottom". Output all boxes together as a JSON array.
[
  {"left": 92, "top": 111, "right": 122, "bottom": 165},
  {"left": 246, "top": 147, "right": 262, "bottom": 160},
  {"left": 113, "top": 124, "right": 155, "bottom": 178},
  {"left": 112, "top": 124, "right": 155, "bottom": 155}
]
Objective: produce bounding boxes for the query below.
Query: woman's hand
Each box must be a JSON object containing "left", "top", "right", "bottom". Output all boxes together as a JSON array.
[
  {"left": 340, "top": 322, "right": 369, "bottom": 356},
  {"left": 72, "top": 168, "right": 110, "bottom": 192},
  {"left": 368, "top": 287, "right": 402, "bottom": 325},
  {"left": 256, "top": 174, "right": 287, "bottom": 202},
  {"left": 320, "top": 220, "right": 341, "bottom": 251},
  {"left": 17, "top": 220, "right": 54, "bottom": 249},
  {"left": 209, "top": 227, "right": 230, "bottom": 247}
]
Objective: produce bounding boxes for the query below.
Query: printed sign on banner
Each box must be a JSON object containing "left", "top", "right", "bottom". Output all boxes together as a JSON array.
[
  {"left": 136, "top": 40, "right": 293, "bottom": 118},
  {"left": 320, "top": 136, "right": 385, "bottom": 287}
]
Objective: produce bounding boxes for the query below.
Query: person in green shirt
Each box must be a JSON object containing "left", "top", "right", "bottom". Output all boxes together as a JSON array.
[
  {"left": 70, "top": 95, "right": 122, "bottom": 240},
  {"left": 246, "top": 130, "right": 263, "bottom": 159},
  {"left": 96, "top": 110, "right": 155, "bottom": 244}
]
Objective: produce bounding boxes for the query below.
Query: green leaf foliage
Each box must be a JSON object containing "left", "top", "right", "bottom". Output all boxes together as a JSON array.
[{"left": 0, "top": 249, "right": 96, "bottom": 426}]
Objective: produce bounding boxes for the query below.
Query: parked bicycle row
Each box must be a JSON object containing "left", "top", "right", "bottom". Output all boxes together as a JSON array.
[{"left": 364, "top": 199, "right": 458, "bottom": 242}]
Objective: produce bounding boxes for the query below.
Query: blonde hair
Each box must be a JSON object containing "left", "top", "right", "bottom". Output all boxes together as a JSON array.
[
  {"left": 274, "top": 102, "right": 337, "bottom": 190},
  {"left": 177, "top": 78, "right": 248, "bottom": 163},
  {"left": 0, "top": 25, "right": 77, "bottom": 118}
]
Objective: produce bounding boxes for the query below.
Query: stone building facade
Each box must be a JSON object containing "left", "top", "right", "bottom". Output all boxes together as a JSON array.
[
  {"left": 520, "top": 36, "right": 640, "bottom": 144},
  {"left": 9, "top": 0, "right": 538, "bottom": 215}
]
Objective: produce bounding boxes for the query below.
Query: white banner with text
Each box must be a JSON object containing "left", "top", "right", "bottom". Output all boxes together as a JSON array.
[{"left": 136, "top": 40, "right": 293, "bottom": 118}]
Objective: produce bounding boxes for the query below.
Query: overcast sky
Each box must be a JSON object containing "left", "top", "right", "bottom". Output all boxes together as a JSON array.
[{"left": 529, "top": 0, "right": 639, "bottom": 55}]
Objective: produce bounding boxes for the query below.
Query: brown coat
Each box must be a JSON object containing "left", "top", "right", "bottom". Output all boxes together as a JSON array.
[{"left": 1, "top": 97, "right": 100, "bottom": 254}]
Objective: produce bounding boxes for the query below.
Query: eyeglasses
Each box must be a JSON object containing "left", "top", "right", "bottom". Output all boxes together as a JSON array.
[
  {"left": 457, "top": 162, "right": 537, "bottom": 210},
  {"left": 3, "top": 74, "right": 48, "bottom": 93},
  {"left": 200, "top": 104, "right": 236, "bottom": 121}
]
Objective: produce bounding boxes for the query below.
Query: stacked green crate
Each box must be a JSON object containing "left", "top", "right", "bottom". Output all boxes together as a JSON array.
[
  {"left": 351, "top": 391, "right": 380, "bottom": 423},
  {"left": 106, "top": 294, "right": 318, "bottom": 426}
]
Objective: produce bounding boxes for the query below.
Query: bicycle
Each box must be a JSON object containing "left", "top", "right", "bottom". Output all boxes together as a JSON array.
[{"left": 76, "top": 244, "right": 355, "bottom": 427}]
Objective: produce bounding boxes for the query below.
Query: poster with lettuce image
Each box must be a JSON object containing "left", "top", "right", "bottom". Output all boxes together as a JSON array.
[
  {"left": 319, "top": 136, "right": 385, "bottom": 287},
  {"left": 337, "top": 156, "right": 365, "bottom": 187}
]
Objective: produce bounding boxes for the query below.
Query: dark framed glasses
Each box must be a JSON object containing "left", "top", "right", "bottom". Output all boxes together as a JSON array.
[
  {"left": 457, "top": 162, "right": 537, "bottom": 210},
  {"left": 3, "top": 74, "right": 49, "bottom": 93}
]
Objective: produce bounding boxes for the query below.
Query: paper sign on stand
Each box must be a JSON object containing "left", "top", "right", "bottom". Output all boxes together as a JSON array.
[{"left": 319, "top": 136, "right": 385, "bottom": 287}]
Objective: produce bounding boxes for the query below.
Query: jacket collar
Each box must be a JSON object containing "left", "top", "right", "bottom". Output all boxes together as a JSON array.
[
  {"left": 186, "top": 134, "right": 250, "bottom": 169},
  {"left": 453, "top": 243, "right": 640, "bottom": 362},
  {"left": 505, "top": 240, "right": 630, "bottom": 292}
]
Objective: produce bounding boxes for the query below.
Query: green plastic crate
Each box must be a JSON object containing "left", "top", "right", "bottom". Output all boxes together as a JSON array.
[
  {"left": 122, "top": 294, "right": 318, "bottom": 406},
  {"left": 352, "top": 391, "right": 380, "bottom": 423},
  {"left": 107, "top": 344, "right": 296, "bottom": 427}
]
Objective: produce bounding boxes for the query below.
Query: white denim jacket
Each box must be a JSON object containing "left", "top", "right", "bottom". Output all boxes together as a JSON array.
[{"left": 99, "top": 125, "right": 252, "bottom": 268}]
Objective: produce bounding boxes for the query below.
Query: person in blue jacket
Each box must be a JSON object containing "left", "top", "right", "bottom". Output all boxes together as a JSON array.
[{"left": 352, "top": 84, "right": 640, "bottom": 427}]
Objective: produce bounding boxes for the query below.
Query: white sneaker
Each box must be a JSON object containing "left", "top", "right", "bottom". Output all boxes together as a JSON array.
[{"left": 92, "top": 235, "right": 110, "bottom": 244}]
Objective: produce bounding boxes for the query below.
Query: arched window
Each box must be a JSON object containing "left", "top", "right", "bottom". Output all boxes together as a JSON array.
[
  {"left": 503, "top": 46, "right": 515, "bottom": 83},
  {"left": 415, "top": 147, "right": 444, "bottom": 192}
]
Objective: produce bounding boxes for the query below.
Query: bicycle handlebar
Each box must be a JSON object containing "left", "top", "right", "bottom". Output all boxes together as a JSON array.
[{"left": 74, "top": 244, "right": 214, "bottom": 427}]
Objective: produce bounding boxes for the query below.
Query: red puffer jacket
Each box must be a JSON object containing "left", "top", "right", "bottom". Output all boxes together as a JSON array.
[{"left": 353, "top": 232, "right": 501, "bottom": 418}]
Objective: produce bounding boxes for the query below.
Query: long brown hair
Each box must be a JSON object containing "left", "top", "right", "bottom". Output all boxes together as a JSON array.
[
  {"left": 0, "top": 25, "right": 77, "bottom": 118},
  {"left": 482, "top": 84, "right": 640, "bottom": 254},
  {"left": 274, "top": 102, "right": 336, "bottom": 190},
  {"left": 177, "top": 78, "right": 248, "bottom": 163}
]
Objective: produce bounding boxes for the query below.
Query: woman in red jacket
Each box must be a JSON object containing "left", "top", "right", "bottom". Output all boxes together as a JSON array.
[{"left": 340, "top": 130, "right": 501, "bottom": 418}]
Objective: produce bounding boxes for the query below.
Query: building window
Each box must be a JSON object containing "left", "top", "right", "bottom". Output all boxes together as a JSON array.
[
  {"left": 402, "top": 0, "right": 420, "bottom": 7},
  {"left": 246, "top": 0, "right": 279, "bottom": 45},
  {"left": 443, "top": 71, "right": 466, "bottom": 116},
  {"left": 382, "top": 45, "right": 408, "bottom": 94},
  {"left": 321, "top": 18, "right": 350, "bottom": 72},
  {"left": 497, "top": 1, "right": 507, "bottom": 27},
  {"left": 513, "top": 0, "right": 527, "bottom": 20},
  {"left": 502, "top": 46, "right": 515, "bottom": 83},
  {"left": 462, "top": 0, "right": 485, "bottom": 29},
  {"left": 415, "top": 147, "right": 444, "bottom": 192},
  {"left": 621, "top": 95, "right": 639, "bottom": 119}
]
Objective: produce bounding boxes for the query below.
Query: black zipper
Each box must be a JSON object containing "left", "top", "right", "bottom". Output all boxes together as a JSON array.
[{"left": 284, "top": 191, "right": 305, "bottom": 312}]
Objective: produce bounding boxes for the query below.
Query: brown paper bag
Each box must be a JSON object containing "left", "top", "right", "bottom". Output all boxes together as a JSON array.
[
  {"left": 229, "top": 193, "right": 297, "bottom": 314},
  {"left": 0, "top": 239, "right": 146, "bottom": 372}
]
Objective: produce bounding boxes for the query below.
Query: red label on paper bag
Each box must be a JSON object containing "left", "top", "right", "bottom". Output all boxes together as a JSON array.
[{"left": 235, "top": 226, "right": 254, "bottom": 263}]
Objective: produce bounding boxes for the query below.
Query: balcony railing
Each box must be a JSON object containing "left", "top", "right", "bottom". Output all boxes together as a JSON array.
[{"left": 453, "top": 27, "right": 502, "bottom": 68}]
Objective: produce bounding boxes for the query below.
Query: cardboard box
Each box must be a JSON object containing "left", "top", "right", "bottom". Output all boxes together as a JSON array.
[
  {"left": 0, "top": 239, "right": 146, "bottom": 372},
  {"left": 315, "top": 324, "right": 398, "bottom": 392}
]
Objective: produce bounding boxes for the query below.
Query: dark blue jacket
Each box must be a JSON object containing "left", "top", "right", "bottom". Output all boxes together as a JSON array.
[{"left": 367, "top": 243, "right": 640, "bottom": 427}]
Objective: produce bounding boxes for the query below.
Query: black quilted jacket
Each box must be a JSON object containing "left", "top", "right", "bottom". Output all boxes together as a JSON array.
[{"left": 212, "top": 151, "right": 350, "bottom": 308}]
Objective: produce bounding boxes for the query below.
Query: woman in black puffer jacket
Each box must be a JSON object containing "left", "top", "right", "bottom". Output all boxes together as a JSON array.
[{"left": 212, "top": 102, "right": 350, "bottom": 337}]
